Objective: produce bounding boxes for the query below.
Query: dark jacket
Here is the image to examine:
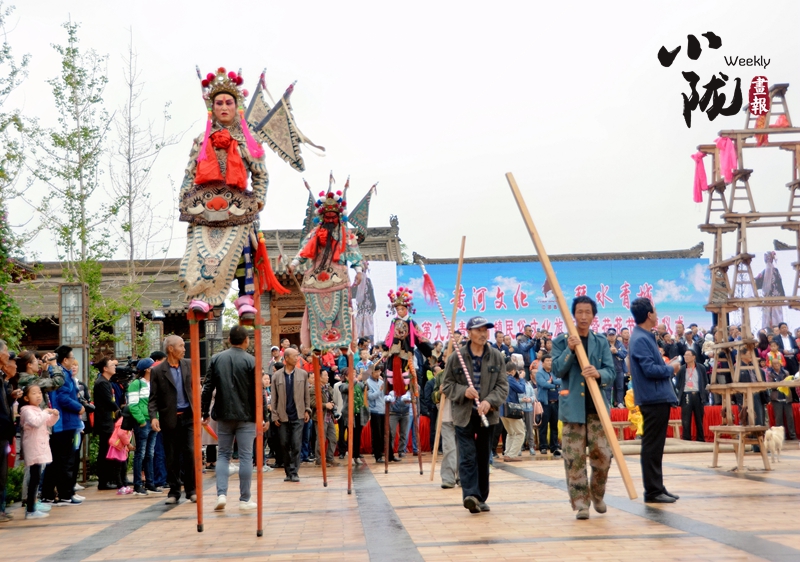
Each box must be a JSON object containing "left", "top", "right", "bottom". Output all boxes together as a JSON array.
[
  {"left": 675, "top": 363, "right": 708, "bottom": 404},
  {"left": 441, "top": 342, "right": 509, "bottom": 427},
  {"left": 93, "top": 376, "right": 121, "bottom": 434},
  {"left": 421, "top": 377, "right": 436, "bottom": 417},
  {"left": 201, "top": 347, "right": 258, "bottom": 422},
  {"left": 148, "top": 358, "right": 193, "bottom": 431},
  {"left": 630, "top": 326, "right": 678, "bottom": 406}
]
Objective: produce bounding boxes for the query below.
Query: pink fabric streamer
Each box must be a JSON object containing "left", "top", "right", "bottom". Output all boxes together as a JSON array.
[
  {"left": 196, "top": 117, "right": 212, "bottom": 163},
  {"left": 714, "top": 137, "right": 738, "bottom": 183},
  {"left": 691, "top": 152, "right": 708, "bottom": 203},
  {"left": 240, "top": 111, "right": 265, "bottom": 159}
]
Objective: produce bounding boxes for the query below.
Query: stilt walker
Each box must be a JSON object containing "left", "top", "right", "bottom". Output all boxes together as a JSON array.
[
  {"left": 178, "top": 66, "right": 290, "bottom": 533},
  {"left": 383, "top": 287, "right": 433, "bottom": 471},
  {"left": 289, "top": 174, "right": 367, "bottom": 487},
  {"left": 312, "top": 352, "right": 327, "bottom": 487},
  {"left": 346, "top": 344, "right": 355, "bottom": 493}
]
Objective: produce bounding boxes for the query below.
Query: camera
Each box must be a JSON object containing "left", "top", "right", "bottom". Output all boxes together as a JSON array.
[{"left": 112, "top": 357, "right": 137, "bottom": 386}]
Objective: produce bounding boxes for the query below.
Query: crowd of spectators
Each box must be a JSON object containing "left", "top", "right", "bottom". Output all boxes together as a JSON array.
[{"left": 3, "top": 318, "right": 800, "bottom": 523}]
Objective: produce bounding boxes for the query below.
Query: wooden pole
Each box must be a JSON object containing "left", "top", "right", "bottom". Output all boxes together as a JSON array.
[
  {"left": 188, "top": 312, "right": 204, "bottom": 532},
  {"left": 429, "top": 236, "right": 466, "bottom": 481},
  {"left": 408, "top": 360, "right": 423, "bottom": 475},
  {"left": 505, "top": 172, "right": 638, "bottom": 500},
  {"left": 312, "top": 353, "right": 328, "bottom": 487},
  {"left": 253, "top": 288, "right": 264, "bottom": 537},
  {"left": 346, "top": 348, "right": 355, "bottom": 493},
  {"left": 384, "top": 390, "right": 390, "bottom": 474}
]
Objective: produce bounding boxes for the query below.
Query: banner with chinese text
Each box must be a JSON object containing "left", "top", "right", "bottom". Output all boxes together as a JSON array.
[{"left": 395, "top": 258, "right": 711, "bottom": 341}]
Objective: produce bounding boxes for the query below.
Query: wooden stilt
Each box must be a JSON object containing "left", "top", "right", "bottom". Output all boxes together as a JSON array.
[
  {"left": 408, "top": 360, "right": 424, "bottom": 475},
  {"left": 347, "top": 347, "right": 355, "bottom": 494},
  {"left": 506, "top": 172, "right": 638, "bottom": 500},
  {"left": 188, "top": 312, "right": 205, "bottom": 532},
  {"left": 312, "top": 353, "right": 327, "bottom": 487},
  {"left": 253, "top": 288, "right": 264, "bottom": 537},
  {"left": 429, "top": 236, "right": 466, "bottom": 481},
  {"left": 384, "top": 398, "right": 390, "bottom": 474}
]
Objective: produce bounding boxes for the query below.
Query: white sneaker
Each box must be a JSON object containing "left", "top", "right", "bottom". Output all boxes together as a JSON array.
[
  {"left": 25, "top": 510, "right": 49, "bottom": 519},
  {"left": 74, "top": 484, "right": 85, "bottom": 491},
  {"left": 72, "top": 494, "right": 85, "bottom": 501},
  {"left": 239, "top": 500, "right": 258, "bottom": 511},
  {"left": 228, "top": 463, "right": 240, "bottom": 475},
  {"left": 214, "top": 495, "right": 226, "bottom": 511},
  {"left": 262, "top": 464, "right": 273, "bottom": 472}
]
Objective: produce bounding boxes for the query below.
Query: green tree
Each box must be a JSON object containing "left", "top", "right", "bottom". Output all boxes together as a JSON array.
[
  {"left": 0, "top": 2, "right": 30, "bottom": 348},
  {"left": 27, "top": 21, "right": 128, "bottom": 349}
]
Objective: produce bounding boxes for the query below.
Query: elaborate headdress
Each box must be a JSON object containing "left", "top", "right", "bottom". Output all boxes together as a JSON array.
[
  {"left": 311, "top": 173, "right": 349, "bottom": 224},
  {"left": 386, "top": 286, "right": 415, "bottom": 315},
  {"left": 195, "top": 66, "right": 264, "bottom": 163}
]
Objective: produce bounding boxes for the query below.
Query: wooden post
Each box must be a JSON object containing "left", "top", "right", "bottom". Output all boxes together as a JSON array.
[
  {"left": 253, "top": 289, "right": 264, "bottom": 537},
  {"left": 188, "top": 312, "right": 204, "bottom": 532},
  {"left": 312, "top": 353, "right": 327, "bottom": 487},
  {"left": 506, "top": 172, "right": 638, "bottom": 500},
  {"left": 430, "top": 236, "right": 466, "bottom": 481},
  {"left": 384, "top": 392, "right": 390, "bottom": 474},
  {"left": 408, "top": 360, "right": 424, "bottom": 475},
  {"left": 347, "top": 348, "right": 355, "bottom": 494}
]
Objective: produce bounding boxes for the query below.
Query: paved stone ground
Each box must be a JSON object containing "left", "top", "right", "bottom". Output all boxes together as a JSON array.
[{"left": 2, "top": 444, "right": 800, "bottom": 561}]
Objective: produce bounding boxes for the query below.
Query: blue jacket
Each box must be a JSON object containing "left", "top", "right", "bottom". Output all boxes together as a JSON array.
[
  {"left": 501, "top": 375, "right": 526, "bottom": 416},
  {"left": 515, "top": 336, "right": 536, "bottom": 366},
  {"left": 366, "top": 377, "right": 384, "bottom": 414},
  {"left": 552, "top": 331, "right": 615, "bottom": 424},
  {"left": 629, "top": 326, "right": 678, "bottom": 406},
  {"left": 535, "top": 367, "right": 562, "bottom": 403},
  {"left": 521, "top": 381, "right": 536, "bottom": 412},
  {"left": 48, "top": 365, "right": 84, "bottom": 433}
]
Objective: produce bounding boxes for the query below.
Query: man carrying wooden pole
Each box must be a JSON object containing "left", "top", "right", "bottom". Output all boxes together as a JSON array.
[{"left": 505, "top": 172, "right": 638, "bottom": 508}]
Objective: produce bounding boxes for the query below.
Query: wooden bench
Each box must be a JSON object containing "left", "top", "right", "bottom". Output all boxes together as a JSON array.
[
  {"left": 710, "top": 425, "right": 770, "bottom": 471},
  {"left": 611, "top": 420, "right": 629, "bottom": 440}
]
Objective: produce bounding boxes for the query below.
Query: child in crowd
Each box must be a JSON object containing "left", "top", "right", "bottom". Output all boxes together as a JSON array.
[
  {"left": 20, "top": 385, "right": 59, "bottom": 519},
  {"left": 107, "top": 417, "right": 135, "bottom": 495}
]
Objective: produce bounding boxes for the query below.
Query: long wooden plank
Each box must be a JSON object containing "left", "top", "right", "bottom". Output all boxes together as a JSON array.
[
  {"left": 429, "top": 236, "right": 466, "bottom": 481},
  {"left": 254, "top": 290, "right": 264, "bottom": 537},
  {"left": 188, "top": 315, "right": 205, "bottom": 531},
  {"left": 505, "top": 172, "right": 637, "bottom": 500}
]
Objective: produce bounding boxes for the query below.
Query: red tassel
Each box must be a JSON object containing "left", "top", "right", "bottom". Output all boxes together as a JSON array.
[
  {"left": 255, "top": 236, "right": 290, "bottom": 295},
  {"left": 422, "top": 273, "right": 436, "bottom": 305}
]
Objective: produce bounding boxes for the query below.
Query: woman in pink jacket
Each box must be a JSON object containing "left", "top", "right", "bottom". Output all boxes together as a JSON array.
[{"left": 20, "top": 385, "right": 59, "bottom": 519}]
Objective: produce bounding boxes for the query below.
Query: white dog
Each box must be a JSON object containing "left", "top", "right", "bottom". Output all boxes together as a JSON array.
[{"left": 764, "top": 426, "right": 785, "bottom": 464}]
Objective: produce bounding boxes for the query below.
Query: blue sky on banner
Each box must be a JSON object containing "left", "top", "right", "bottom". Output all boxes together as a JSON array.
[{"left": 396, "top": 259, "right": 711, "bottom": 341}]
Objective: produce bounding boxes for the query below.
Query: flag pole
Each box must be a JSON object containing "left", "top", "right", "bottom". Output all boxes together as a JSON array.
[{"left": 505, "top": 172, "right": 637, "bottom": 500}]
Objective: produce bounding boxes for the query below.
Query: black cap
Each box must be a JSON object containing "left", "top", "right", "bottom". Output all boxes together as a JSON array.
[
  {"left": 606, "top": 328, "right": 617, "bottom": 335},
  {"left": 466, "top": 316, "right": 493, "bottom": 330}
]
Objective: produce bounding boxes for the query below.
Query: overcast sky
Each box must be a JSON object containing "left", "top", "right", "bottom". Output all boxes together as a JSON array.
[{"left": 8, "top": 1, "right": 800, "bottom": 264}]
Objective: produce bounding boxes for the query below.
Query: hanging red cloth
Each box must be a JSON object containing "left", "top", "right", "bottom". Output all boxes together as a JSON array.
[
  {"left": 254, "top": 233, "right": 289, "bottom": 295},
  {"left": 715, "top": 137, "right": 738, "bottom": 183},
  {"left": 691, "top": 152, "right": 708, "bottom": 203},
  {"left": 194, "top": 129, "right": 248, "bottom": 189}
]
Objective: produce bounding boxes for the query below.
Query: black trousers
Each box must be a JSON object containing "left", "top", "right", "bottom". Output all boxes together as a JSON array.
[
  {"left": 42, "top": 431, "right": 76, "bottom": 501},
  {"left": 278, "top": 419, "right": 304, "bottom": 477},
  {"left": 96, "top": 430, "right": 114, "bottom": 485},
  {"left": 161, "top": 415, "right": 195, "bottom": 499},
  {"left": 370, "top": 413, "right": 385, "bottom": 460},
  {"left": 640, "top": 403, "right": 671, "bottom": 500},
  {"left": 27, "top": 463, "right": 42, "bottom": 513},
  {"left": 680, "top": 392, "right": 705, "bottom": 442},
  {"left": 772, "top": 400, "right": 797, "bottom": 439},
  {"left": 455, "top": 411, "right": 493, "bottom": 503},
  {"left": 539, "top": 401, "right": 560, "bottom": 452},
  {"left": 337, "top": 416, "right": 347, "bottom": 456}
]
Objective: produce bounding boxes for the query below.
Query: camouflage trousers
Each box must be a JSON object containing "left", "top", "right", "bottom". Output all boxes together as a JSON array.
[{"left": 562, "top": 414, "right": 611, "bottom": 511}]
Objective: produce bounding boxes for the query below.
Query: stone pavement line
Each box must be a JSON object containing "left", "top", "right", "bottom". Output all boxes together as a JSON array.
[
  {"left": 496, "top": 462, "right": 800, "bottom": 562},
  {"left": 662, "top": 460, "right": 800, "bottom": 490},
  {"left": 354, "top": 465, "right": 424, "bottom": 562},
  {"left": 414, "top": 532, "right": 687, "bottom": 548},
  {"left": 39, "top": 479, "right": 217, "bottom": 562}
]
